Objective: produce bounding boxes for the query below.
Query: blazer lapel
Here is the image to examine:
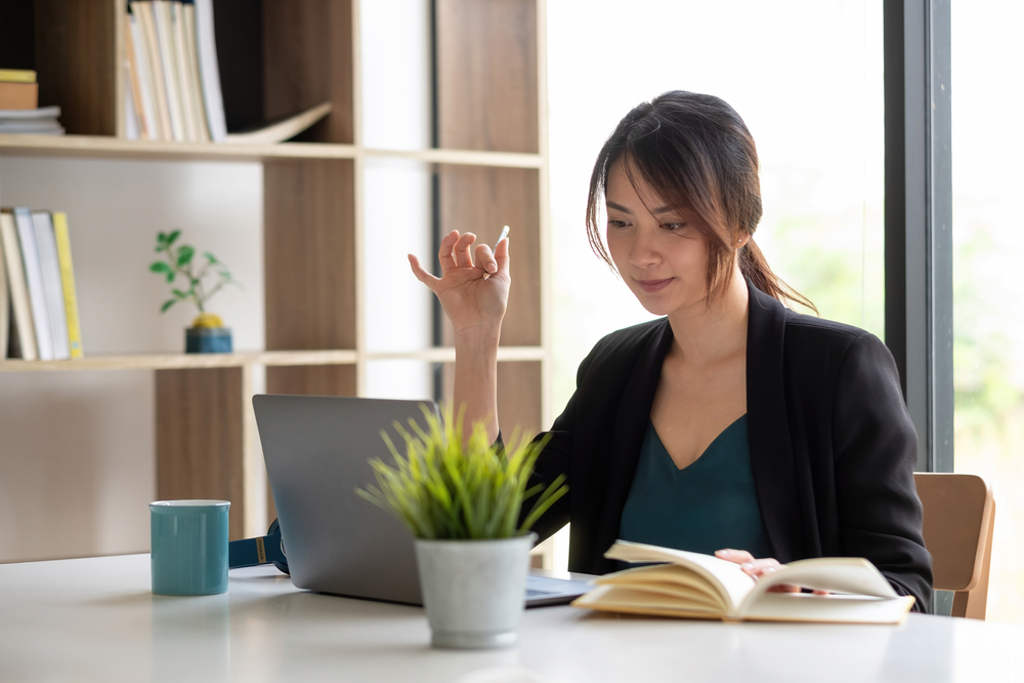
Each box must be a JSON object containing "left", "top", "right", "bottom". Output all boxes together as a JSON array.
[
  {"left": 746, "top": 280, "right": 806, "bottom": 562},
  {"left": 595, "top": 317, "right": 674, "bottom": 558}
]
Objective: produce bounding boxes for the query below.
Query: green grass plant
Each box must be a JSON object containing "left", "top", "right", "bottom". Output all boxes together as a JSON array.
[{"left": 356, "top": 406, "right": 567, "bottom": 540}]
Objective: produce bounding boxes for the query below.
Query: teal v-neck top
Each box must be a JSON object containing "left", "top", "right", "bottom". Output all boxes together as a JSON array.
[{"left": 618, "top": 415, "right": 773, "bottom": 558}]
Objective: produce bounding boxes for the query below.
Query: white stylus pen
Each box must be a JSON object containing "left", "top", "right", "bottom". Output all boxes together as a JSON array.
[{"left": 484, "top": 225, "right": 509, "bottom": 279}]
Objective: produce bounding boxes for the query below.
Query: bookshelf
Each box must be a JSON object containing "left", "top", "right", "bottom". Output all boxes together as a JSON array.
[{"left": 0, "top": 0, "right": 550, "bottom": 543}]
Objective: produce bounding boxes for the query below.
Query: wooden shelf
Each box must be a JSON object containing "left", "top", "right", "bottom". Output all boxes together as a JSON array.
[
  {"left": 0, "top": 135, "right": 543, "bottom": 168},
  {"left": 0, "top": 347, "right": 544, "bottom": 372},
  {"left": 0, "top": 350, "right": 358, "bottom": 372}
]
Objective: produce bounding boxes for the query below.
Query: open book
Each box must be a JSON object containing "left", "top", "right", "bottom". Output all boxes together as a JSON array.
[{"left": 571, "top": 540, "right": 915, "bottom": 624}]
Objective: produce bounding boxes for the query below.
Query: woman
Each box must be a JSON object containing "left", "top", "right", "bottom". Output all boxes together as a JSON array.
[{"left": 408, "top": 91, "right": 933, "bottom": 610}]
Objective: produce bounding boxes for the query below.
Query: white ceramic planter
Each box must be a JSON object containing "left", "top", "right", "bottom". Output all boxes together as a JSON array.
[{"left": 414, "top": 532, "right": 537, "bottom": 649}]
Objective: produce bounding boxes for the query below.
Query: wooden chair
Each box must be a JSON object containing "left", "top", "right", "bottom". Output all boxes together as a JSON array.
[{"left": 914, "top": 473, "right": 996, "bottom": 619}]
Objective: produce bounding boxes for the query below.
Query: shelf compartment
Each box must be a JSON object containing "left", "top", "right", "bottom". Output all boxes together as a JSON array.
[
  {"left": 437, "top": 0, "right": 539, "bottom": 154},
  {"left": 156, "top": 367, "right": 246, "bottom": 539},
  {"left": 264, "top": 158, "right": 357, "bottom": 351},
  {"left": 438, "top": 165, "right": 542, "bottom": 348}
]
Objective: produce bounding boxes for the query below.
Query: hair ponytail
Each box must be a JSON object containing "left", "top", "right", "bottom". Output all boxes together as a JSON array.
[{"left": 740, "top": 239, "right": 818, "bottom": 314}]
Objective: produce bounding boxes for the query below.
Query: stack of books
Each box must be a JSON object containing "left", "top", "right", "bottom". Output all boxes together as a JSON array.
[
  {"left": 0, "top": 69, "right": 65, "bottom": 136},
  {"left": 124, "top": 0, "right": 227, "bottom": 142},
  {"left": 0, "top": 209, "right": 83, "bottom": 361},
  {"left": 124, "top": 0, "right": 331, "bottom": 145}
]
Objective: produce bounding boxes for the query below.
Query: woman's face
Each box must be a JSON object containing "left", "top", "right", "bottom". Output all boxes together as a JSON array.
[{"left": 605, "top": 162, "right": 712, "bottom": 317}]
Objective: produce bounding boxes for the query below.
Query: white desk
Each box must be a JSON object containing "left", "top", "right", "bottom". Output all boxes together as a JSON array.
[{"left": 1, "top": 554, "right": 1020, "bottom": 683}]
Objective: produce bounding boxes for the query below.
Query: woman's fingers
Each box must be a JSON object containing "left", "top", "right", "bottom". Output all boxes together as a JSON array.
[
  {"left": 475, "top": 243, "right": 497, "bottom": 275},
  {"left": 767, "top": 584, "right": 802, "bottom": 594},
  {"left": 408, "top": 254, "right": 439, "bottom": 290},
  {"left": 453, "top": 232, "right": 477, "bottom": 269},
  {"left": 438, "top": 230, "right": 459, "bottom": 273},
  {"left": 715, "top": 549, "right": 755, "bottom": 565},
  {"left": 715, "top": 549, "right": 783, "bottom": 578}
]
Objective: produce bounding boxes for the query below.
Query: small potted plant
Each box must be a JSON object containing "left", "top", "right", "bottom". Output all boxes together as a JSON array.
[
  {"left": 357, "top": 406, "right": 567, "bottom": 650},
  {"left": 149, "top": 230, "right": 241, "bottom": 353}
]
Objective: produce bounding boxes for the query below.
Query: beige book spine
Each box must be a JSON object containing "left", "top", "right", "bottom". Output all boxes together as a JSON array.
[
  {"left": 171, "top": 2, "right": 198, "bottom": 142},
  {"left": 134, "top": 2, "right": 172, "bottom": 141},
  {"left": 182, "top": 3, "right": 211, "bottom": 142},
  {"left": 123, "top": 14, "right": 149, "bottom": 140},
  {"left": 0, "top": 212, "right": 37, "bottom": 360}
]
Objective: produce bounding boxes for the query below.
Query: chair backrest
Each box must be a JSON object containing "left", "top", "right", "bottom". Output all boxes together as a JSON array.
[{"left": 914, "top": 472, "right": 995, "bottom": 619}]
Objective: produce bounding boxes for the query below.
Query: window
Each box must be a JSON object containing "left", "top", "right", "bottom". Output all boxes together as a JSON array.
[{"left": 951, "top": 0, "right": 1024, "bottom": 624}]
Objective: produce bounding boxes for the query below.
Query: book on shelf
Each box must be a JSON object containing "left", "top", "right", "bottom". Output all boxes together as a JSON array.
[
  {"left": 0, "top": 69, "right": 37, "bottom": 84},
  {"left": 124, "top": 13, "right": 151, "bottom": 141},
  {"left": 224, "top": 103, "right": 333, "bottom": 145},
  {"left": 133, "top": 1, "right": 173, "bottom": 140},
  {"left": 52, "top": 213, "right": 83, "bottom": 359},
  {"left": 0, "top": 106, "right": 65, "bottom": 136},
  {"left": 0, "top": 68, "right": 38, "bottom": 110},
  {"left": 12, "top": 208, "right": 54, "bottom": 360},
  {"left": 128, "top": 0, "right": 217, "bottom": 143},
  {"left": 194, "top": 0, "right": 227, "bottom": 142},
  {"left": 31, "top": 212, "right": 70, "bottom": 360},
  {"left": 152, "top": 0, "right": 187, "bottom": 142},
  {"left": 0, "top": 209, "right": 82, "bottom": 361},
  {"left": 0, "top": 81, "right": 38, "bottom": 110},
  {"left": 571, "top": 540, "right": 916, "bottom": 625},
  {"left": 181, "top": 1, "right": 211, "bottom": 142},
  {"left": 0, "top": 211, "right": 37, "bottom": 360}
]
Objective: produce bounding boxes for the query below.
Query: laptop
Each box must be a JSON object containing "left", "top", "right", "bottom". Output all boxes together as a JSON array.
[{"left": 252, "top": 394, "right": 591, "bottom": 607}]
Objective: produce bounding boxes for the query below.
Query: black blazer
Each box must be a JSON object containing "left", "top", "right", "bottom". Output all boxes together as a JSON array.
[{"left": 523, "top": 280, "right": 933, "bottom": 610}]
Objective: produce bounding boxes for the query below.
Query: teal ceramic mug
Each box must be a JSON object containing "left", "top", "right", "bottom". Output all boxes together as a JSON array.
[{"left": 150, "top": 500, "right": 230, "bottom": 596}]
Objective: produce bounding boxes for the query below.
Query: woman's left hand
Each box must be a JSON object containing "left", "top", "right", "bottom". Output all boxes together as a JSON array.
[{"left": 714, "top": 549, "right": 828, "bottom": 595}]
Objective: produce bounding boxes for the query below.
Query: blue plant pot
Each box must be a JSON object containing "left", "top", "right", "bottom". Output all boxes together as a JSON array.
[{"left": 185, "top": 327, "right": 232, "bottom": 354}]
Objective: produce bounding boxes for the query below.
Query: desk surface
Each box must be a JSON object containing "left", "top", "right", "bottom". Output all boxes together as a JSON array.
[{"left": 1, "top": 554, "right": 1020, "bottom": 683}]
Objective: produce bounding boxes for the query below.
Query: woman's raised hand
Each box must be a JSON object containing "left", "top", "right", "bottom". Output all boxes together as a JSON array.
[{"left": 408, "top": 230, "right": 510, "bottom": 336}]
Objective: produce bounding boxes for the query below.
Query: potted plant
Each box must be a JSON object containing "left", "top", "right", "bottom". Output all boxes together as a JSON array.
[
  {"left": 357, "top": 407, "right": 567, "bottom": 650},
  {"left": 149, "top": 230, "right": 241, "bottom": 353}
]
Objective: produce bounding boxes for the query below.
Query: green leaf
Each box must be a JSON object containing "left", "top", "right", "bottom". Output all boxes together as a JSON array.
[
  {"left": 204, "top": 251, "right": 219, "bottom": 264},
  {"left": 166, "top": 272, "right": 175, "bottom": 283},
  {"left": 149, "top": 262, "right": 173, "bottom": 275},
  {"left": 157, "top": 231, "right": 167, "bottom": 244},
  {"left": 176, "top": 245, "right": 195, "bottom": 267},
  {"left": 160, "top": 299, "right": 177, "bottom": 313},
  {"left": 166, "top": 230, "right": 181, "bottom": 246},
  {"left": 172, "top": 289, "right": 189, "bottom": 299}
]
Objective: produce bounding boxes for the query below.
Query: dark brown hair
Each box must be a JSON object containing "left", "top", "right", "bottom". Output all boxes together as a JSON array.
[{"left": 586, "top": 90, "right": 815, "bottom": 312}]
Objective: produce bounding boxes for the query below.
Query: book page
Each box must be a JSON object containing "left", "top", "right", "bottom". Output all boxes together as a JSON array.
[
  {"left": 597, "top": 567, "right": 724, "bottom": 610},
  {"left": 740, "top": 592, "right": 915, "bottom": 625},
  {"left": 573, "top": 585, "right": 724, "bottom": 618},
  {"left": 605, "top": 541, "right": 755, "bottom": 612},
  {"left": 738, "top": 557, "right": 900, "bottom": 618}
]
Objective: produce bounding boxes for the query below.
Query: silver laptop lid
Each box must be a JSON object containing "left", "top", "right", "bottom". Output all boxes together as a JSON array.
[{"left": 253, "top": 394, "right": 438, "bottom": 605}]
